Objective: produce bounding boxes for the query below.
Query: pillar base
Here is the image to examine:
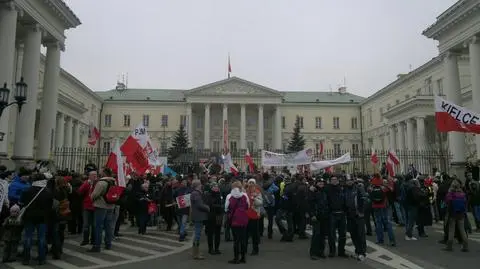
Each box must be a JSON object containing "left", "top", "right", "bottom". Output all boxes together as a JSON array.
[
  {"left": 450, "top": 162, "right": 466, "bottom": 182},
  {"left": 10, "top": 156, "right": 35, "bottom": 171}
]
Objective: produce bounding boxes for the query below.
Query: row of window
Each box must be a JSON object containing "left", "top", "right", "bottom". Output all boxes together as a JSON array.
[
  {"left": 104, "top": 114, "right": 359, "bottom": 130},
  {"left": 283, "top": 116, "right": 358, "bottom": 129}
]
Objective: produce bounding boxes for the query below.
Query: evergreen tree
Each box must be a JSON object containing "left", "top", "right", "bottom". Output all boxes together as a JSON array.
[
  {"left": 287, "top": 116, "right": 305, "bottom": 152},
  {"left": 168, "top": 124, "right": 190, "bottom": 162}
]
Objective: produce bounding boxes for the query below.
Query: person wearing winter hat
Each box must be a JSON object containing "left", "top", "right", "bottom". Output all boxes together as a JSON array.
[
  {"left": 2, "top": 205, "right": 22, "bottom": 263},
  {"left": 205, "top": 182, "right": 224, "bottom": 255}
]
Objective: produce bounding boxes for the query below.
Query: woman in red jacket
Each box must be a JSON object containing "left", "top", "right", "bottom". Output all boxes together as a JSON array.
[{"left": 78, "top": 171, "right": 97, "bottom": 246}]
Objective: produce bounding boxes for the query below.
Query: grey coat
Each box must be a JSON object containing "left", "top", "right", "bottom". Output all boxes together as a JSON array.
[{"left": 190, "top": 190, "right": 209, "bottom": 222}]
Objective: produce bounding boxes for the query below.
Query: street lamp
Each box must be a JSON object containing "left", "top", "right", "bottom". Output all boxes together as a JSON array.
[{"left": 0, "top": 77, "right": 27, "bottom": 117}]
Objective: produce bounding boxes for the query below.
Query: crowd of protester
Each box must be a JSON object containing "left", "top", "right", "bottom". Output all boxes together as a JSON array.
[{"left": 0, "top": 161, "right": 479, "bottom": 266}]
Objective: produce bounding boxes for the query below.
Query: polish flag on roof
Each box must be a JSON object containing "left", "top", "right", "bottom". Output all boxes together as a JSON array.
[{"left": 435, "top": 95, "right": 480, "bottom": 134}]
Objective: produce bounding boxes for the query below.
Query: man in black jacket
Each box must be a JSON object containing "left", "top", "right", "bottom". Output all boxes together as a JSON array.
[
  {"left": 309, "top": 180, "right": 329, "bottom": 259},
  {"left": 326, "top": 176, "right": 347, "bottom": 257}
]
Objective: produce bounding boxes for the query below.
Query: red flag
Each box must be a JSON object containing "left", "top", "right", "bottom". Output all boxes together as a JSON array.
[
  {"left": 88, "top": 123, "right": 100, "bottom": 146},
  {"left": 245, "top": 148, "right": 255, "bottom": 172},
  {"left": 386, "top": 149, "right": 400, "bottom": 177},
  {"left": 121, "top": 136, "right": 149, "bottom": 174},
  {"left": 435, "top": 95, "right": 480, "bottom": 134},
  {"left": 325, "top": 166, "right": 333, "bottom": 174},
  {"left": 370, "top": 148, "right": 378, "bottom": 165},
  {"left": 105, "top": 152, "right": 118, "bottom": 172}
]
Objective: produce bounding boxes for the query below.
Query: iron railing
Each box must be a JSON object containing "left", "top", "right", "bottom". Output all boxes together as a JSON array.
[{"left": 52, "top": 147, "right": 451, "bottom": 175}]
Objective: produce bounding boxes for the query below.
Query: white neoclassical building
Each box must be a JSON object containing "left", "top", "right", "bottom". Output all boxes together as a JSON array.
[
  {"left": 97, "top": 77, "right": 363, "bottom": 155},
  {"left": 1, "top": 0, "right": 480, "bottom": 175},
  {"left": 0, "top": 0, "right": 102, "bottom": 169},
  {"left": 362, "top": 0, "right": 480, "bottom": 175}
]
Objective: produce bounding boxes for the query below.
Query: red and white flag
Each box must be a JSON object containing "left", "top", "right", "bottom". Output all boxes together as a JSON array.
[
  {"left": 224, "top": 152, "right": 239, "bottom": 176},
  {"left": 105, "top": 138, "right": 126, "bottom": 187},
  {"left": 88, "top": 123, "right": 100, "bottom": 146},
  {"left": 370, "top": 148, "right": 379, "bottom": 165},
  {"left": 386, "top": 149, "right": 400, "bottom": 177},
  {"left": 245, "top": 148, "right": 255, "bottom": 172},
  {"left": 435, "top": 95, "right": 480, "bottom": 134},
  {"left": 121, "top": 135, "right": 149, "bottom": 175}
]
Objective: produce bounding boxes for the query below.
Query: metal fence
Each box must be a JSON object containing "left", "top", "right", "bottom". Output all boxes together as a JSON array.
[{"left": 52, "top": 147, "right": 451, "bottom": 175}]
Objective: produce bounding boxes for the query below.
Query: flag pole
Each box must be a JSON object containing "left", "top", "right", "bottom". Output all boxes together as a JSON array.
[{"left": 227, "top": 53, "right": 231, "bottom": 78}]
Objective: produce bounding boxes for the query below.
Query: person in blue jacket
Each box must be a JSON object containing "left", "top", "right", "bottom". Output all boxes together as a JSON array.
[{"left": 8, "top": 168, "right": 31, "bottom": 205}]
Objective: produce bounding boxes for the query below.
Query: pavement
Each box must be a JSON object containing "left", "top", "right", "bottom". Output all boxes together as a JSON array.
[
  {"left": 3, "top": 226, "right": 192, "bottom": 269},
  {"left": 3, "top": 220, "right": 480, "bottom": 269}
]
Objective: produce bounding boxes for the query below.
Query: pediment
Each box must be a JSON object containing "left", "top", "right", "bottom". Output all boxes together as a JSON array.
[{"left": 185, "top": 77, "right": 283, "bottom": 97}]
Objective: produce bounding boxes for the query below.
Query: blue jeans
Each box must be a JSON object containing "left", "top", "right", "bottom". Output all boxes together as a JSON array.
[
  {"left": 193, "top": 221, "right": 203, "bottom": 242},
  {"left": 94, "top": 207, "right": 114, "bottom": 249},
  {"left": 405, "top": 206, "right": 418, "bottom": 237},
  {"left": 473, "top": 205, "right": 480, "bottom": 222},
  {"left": 24, "top": 223, "right": 47, "bottom": 261},
  {"left": 394, "top": 202, "right": 405, "bottom": 225},
  {"left": 373, "top": 208, "right": 395, "bottom": 244},
  {"left": 177, "top": 214, "right": 188, "bottom": 236}
]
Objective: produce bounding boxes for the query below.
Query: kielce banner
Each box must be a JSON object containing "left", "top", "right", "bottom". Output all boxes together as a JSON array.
[
  {"left": 435, "top": 95, "right": 480, "bottom": 134},
  {"left": 261, "top": 148, "right": 314, "bottom": 167},
  {"left": 310, "top": 152, "right": 351, "bottom": 171}
]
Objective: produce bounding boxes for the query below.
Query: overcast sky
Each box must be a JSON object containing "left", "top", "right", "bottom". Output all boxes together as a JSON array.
[{"left": 61, "top": 0, "right": 456, "bottom": 97}]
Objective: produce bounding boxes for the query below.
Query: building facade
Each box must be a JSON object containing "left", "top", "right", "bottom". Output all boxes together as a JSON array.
[
  {"left": 1, "top": 0, "right": 479, "bottom": 175},
  {"left": 97, "top": 77, "right": 363, "bottom": 155}
]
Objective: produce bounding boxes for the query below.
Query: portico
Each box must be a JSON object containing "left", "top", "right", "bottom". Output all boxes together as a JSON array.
[
  {"left": 423, "top": 0, "right": 480, "bottom": 176},
  {"left": 0, "top": 0, "right": 81, "bottom": 167},
  {"left": 184, "top": 77, "right": 284, "bottom": 151}
]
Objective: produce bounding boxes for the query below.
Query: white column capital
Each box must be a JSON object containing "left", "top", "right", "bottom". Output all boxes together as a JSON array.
[
  {"left": 204, "top": 103, "right": 210, "bottom": 109},
  {"left": 223, "top": 103, "right": 228, "bottom": 109}
]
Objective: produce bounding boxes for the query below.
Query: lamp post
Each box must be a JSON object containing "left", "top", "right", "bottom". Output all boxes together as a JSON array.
[{"left": 0, "top": 77, "right": 27, "bottom": 117}]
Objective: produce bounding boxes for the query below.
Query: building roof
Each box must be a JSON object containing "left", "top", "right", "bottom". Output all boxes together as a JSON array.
[{"left": 95, "top": 77, "right": 365, "bottom": 104}]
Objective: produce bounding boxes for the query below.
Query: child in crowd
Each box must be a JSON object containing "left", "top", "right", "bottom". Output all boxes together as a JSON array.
[{"left": 2, "top": 205, "right": 23, "bottom": 263}]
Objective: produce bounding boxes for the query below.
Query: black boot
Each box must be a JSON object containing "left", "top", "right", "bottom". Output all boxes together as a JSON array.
[{"left": 22, "top": 248, "right": 30, "bottom": 265}]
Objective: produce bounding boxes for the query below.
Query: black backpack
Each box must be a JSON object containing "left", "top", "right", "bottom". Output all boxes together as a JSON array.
[{"left": 370, "top": 185, "right": 385, "bottom": 203}]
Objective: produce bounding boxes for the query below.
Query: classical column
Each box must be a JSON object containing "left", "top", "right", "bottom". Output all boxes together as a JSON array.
[
  {"left": 37, "top": 42, "right": 61, "bottom": 160},
  {"left": 0, "top": 3, "right": 18, "bottom": 158},
  {"left": 55, "top": 113, "right": 65, "bottom": 148},
  {"left": 396, "top": 122, "right": 405, "bottom": 151},
  {"left": 274, "top": 105, "right": 282, "bottom": 150},
  {"left": 444, "top": 52, "right": 466, "bottom": 177},
  {"left": 257, "top": 104, "right": 264, "bottom": 150},
  {"left": 73, "top": 120, "right": 80, "bottom": 148},
  {"left": 12, "top": 24, "right": 42, "bottom": 163},
  {"left": 416, "top": 117, "right": 426, "bottom": 150},
  {"left": 204, "top": 104, "right": 210, "bottom": 149},
  {"left": 469, "top": 37, "right": 480, "bottom": 159},
  {"left": 64, "top": 116, "right": 73, "bottom": 148},
  {"left": 240, "top": 104, "right": 246, "bottom": 149},
  {"left": 186, "top": 103, "right": 193, "bottom": 146},
  {"left": 222, "top": 104, "right": 228, "bottom": 149},
  {"left": 389, "top": 125, "right": 396, "bottom": 150},
  {"left": 406, "top": 119, "right": 415, "bottom": 150}
]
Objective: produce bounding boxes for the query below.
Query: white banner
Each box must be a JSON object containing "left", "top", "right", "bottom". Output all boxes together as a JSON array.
[
  {"left": 310, "top": 152, "right": 351, "bottom": 171},
  {"left": 0, "top": 179, "right": 8, "bottom": 215},
  {"left": 132, "top": 123, "right": 159, "bottom": 166},
  {"left": 261, "top": 148, "right": 314, "bottom": 167}
]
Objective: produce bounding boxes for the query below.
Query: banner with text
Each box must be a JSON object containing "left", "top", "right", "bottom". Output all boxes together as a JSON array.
[{"left": 261, "top": 148, "right": 314, "bottom": 167}]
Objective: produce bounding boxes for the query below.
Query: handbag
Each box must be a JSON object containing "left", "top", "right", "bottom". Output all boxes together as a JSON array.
[{"left": 16, "top": 186, "right": 46, "bottom": 223}]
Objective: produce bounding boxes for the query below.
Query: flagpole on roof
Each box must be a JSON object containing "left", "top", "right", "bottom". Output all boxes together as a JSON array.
[{"left": 227, "top": 53, "right": 232, "bottom": 79}]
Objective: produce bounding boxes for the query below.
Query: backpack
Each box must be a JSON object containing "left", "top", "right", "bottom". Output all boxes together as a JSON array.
[
  {"left": 370, "top": 185, "right": 385, "bottom": 203},
  {"left": 263, "top": 191, "right": 275, "bottom": 207},
  {"left": 101, "top": 180, "right": 125, "bottom": 205},
  {"left": 451, "top": 196, "right": 466, "bottom": 214},
  {"left": 228, "top": 196, "right": 249, "bottom": 227}
]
